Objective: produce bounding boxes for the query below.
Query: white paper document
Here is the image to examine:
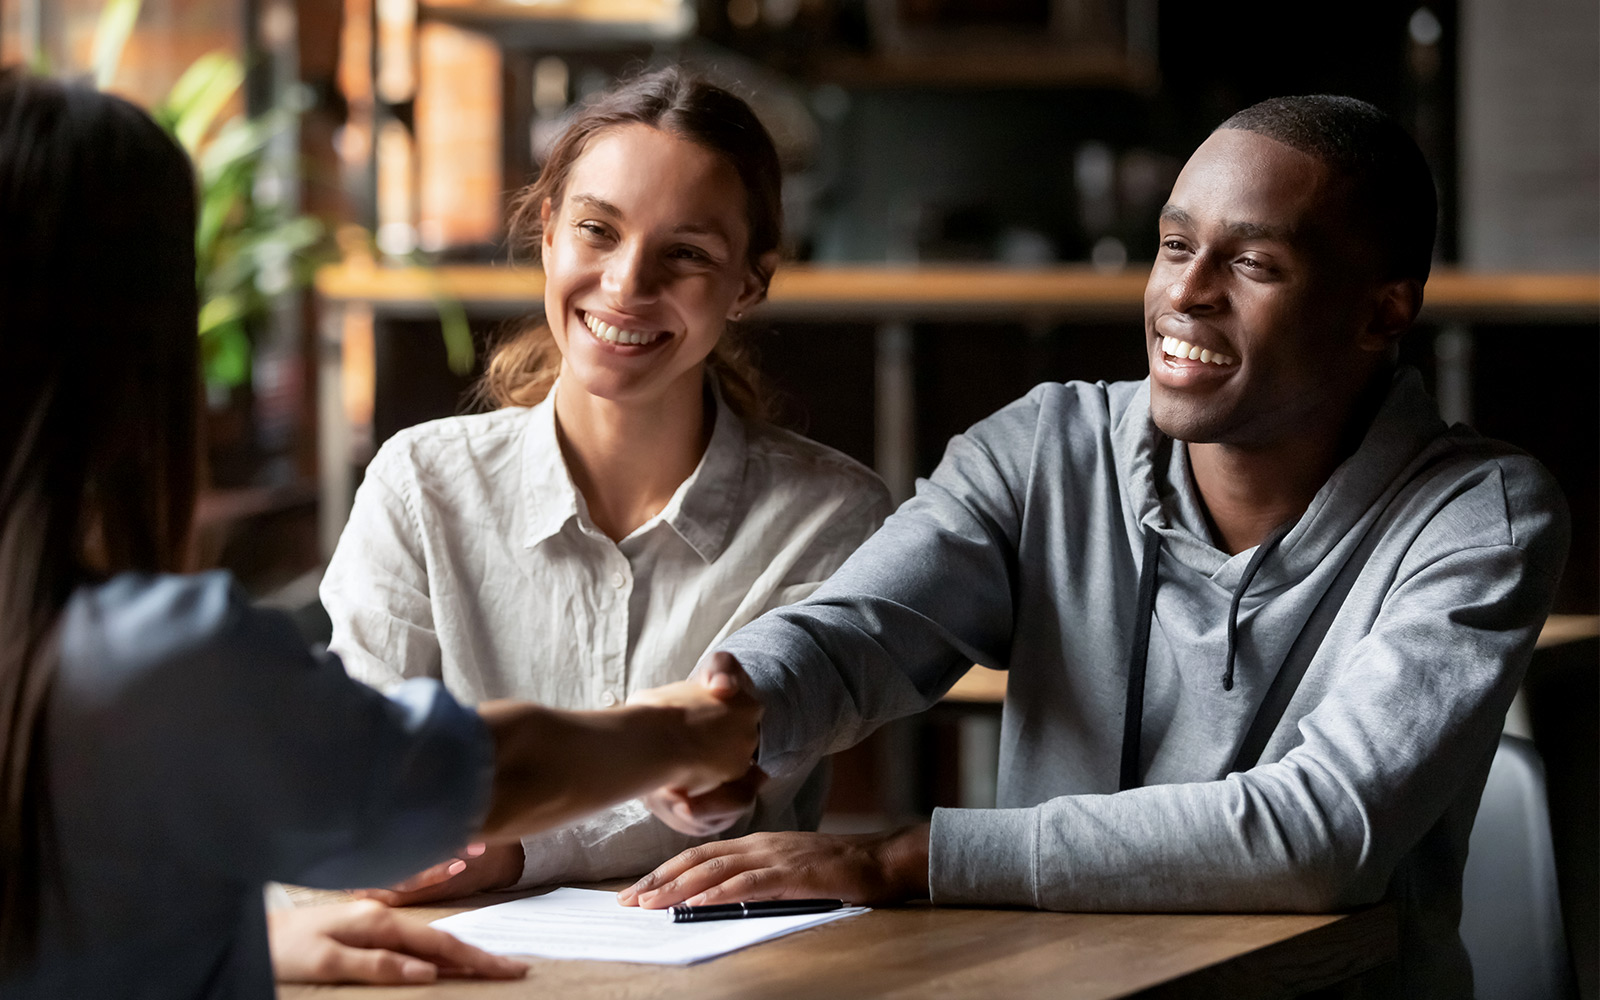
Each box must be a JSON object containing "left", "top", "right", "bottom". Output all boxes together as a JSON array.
[{"left": 431, "top": 887, "right": 868, "bottom": 965}]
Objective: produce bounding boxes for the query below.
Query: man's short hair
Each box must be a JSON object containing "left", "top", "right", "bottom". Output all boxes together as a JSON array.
[{"left": 1219, "top": 95, "right": 1438, "bottom": 283}]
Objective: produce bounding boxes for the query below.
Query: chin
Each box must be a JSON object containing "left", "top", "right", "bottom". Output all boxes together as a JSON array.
[{"left": 1149, "top": 395, "right": 1228, "bottom": 444}]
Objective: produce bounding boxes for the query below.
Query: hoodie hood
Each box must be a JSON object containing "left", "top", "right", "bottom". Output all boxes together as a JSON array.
[
  {"left": 1108, "top": 367, "right": 1452, "bottom": 785},
  {"left": 1115, "top": 367, "right": 1450, "bottom": 589}
]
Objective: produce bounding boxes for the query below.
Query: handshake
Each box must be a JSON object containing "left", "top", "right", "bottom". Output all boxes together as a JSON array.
[
  {"left": 353, "top": 652, "right": 766, "bottom": 909},
  {"left": 626, "top": 651, "right": 769, "bottom": 838}
]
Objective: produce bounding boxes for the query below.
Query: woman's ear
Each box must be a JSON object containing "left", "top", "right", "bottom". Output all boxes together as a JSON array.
[
  {"left": 540, "top": 198, "right": 555, "bottom": 253},
  {"left": 731, "top": 250, "right": 781, "bottom": 318}
]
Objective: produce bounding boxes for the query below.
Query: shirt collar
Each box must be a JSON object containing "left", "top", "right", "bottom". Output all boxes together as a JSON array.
[
  {"left": 518, "top": 380, "right": 749, "bottom": 562},
  {"left": 657, "top": 385, "right": 747, "bottom": 564},
  {"left": 520, "top": 384, "right": 584, "bottom": 548}
]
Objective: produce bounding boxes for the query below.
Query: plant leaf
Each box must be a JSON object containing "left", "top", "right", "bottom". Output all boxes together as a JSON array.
[
  {"left": 162, "top": 52, "right": 244, "bottom": 154},
  {"left": 201, "top": 320, "right": 252, "bottom": 388},
  {"left": 90, "top": 0, "right": 143, "bottom": 90},
  {"left": 198, "top": 293, "right": 245, "bottom": 337}
]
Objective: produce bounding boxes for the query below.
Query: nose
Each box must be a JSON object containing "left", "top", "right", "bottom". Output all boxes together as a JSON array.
[
  {"left": 601, "top": 241, "right": 659, "bottom": 304},
  {"left": 1165, "top": 256, "right": 1223, "bottom": 314}
]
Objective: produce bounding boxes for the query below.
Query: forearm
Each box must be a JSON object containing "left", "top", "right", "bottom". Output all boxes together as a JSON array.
[
  {"left": 476, "top": 702, "right": 700, "bottom": 842},
  {"left": 930, "top": 767, "right": 1378, "bottom": 913}
]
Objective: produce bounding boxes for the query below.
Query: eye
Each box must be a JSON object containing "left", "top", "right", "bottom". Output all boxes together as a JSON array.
[
  {"left": 575, "top": 220, "right": 613, "bottom": 243},
  {"left": 667, "top": 244, "right": 715, "bottom": 265},
  {"left": 1159, "top": 237, "right": 1191, "bottom": 256},
  {"left": 1235, "top": 255, "right": 1277, "bottom": 277}
]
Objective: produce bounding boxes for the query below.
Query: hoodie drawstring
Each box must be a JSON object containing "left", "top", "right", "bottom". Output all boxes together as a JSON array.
[
  {"left": 1120, "top": 521, "right": 1293, "bottom": 791},
  {"left": 1119, "top": 526, "right": 1163, "bottom": 792},
  {"left": 1221, "top": 521, "right": 1294, "bottom": 691}
]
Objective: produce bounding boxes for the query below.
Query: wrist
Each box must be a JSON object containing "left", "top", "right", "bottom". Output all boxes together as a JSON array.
[{"left": 872, "top": 822, "right": 932, "bottom": 901}]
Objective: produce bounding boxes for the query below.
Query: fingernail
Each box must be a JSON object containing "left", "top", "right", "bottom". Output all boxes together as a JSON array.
[
  {"left": 447, "top": 860, "right": 467, "bottom": 876},
  {"left": 465, "top": 843, "right": 487, "bottom": 857},
  {"left": 402, "top": 959, "right": 436, "bottom": 982}
]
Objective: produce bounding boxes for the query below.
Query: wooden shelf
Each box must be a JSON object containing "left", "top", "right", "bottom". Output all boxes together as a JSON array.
[
  {"left": 419, "top": 0, "right": 691, "bottom": 45},
  {"left": 941, "top": 615, "right": 1600, "bottom": 705},
  {"left": 316, "top": 262, "right": 1600, "bottom": 324}
]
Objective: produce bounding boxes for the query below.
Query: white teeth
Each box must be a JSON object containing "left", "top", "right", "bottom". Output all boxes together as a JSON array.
[
  {"left": 1161, "top": 335, "right": 1236, "bottom": 366},
  {"left": 583, "top": 313, "right": 662, "bottom": 347}
]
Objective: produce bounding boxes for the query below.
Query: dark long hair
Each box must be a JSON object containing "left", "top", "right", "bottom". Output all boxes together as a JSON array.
[
  {"left": 0, "top": 70, "right": 199, "bottom": 964},
  {"left": 477, "top": 66, "right": 783, "bottom": 421}
]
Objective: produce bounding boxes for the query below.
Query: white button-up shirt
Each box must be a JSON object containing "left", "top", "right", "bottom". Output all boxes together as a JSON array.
[{"left": 321, "top": 386, "right": 891, "bottom": 885}]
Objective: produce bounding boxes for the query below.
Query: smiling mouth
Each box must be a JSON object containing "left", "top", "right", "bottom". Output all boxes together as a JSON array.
[
  {"left": 582, "top": 311, "right": 668, "bottom": 347},
  {"left": 1160, "top": 335, "right": 1237, "bottom": 366}
]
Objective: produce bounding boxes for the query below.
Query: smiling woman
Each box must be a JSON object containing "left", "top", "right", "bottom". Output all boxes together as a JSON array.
[
  {"left": 317, "top": 67, "right": 891, "bottom": 910},
  {"left": 481, "top": 68, "right": 783, "bottom": 423}
]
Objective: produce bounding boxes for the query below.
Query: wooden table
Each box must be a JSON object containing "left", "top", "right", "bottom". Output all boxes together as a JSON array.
[{"left": 278, "top": 889, "right": 1396, "bottom": 999}]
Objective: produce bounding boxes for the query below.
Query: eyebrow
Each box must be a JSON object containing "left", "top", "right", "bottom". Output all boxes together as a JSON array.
[
  {"left": 1159, "top": 205, "right": 1296, "bottom": 242},
  {"left": 569, "top": 193, "right": 733, "bottom": 246}
]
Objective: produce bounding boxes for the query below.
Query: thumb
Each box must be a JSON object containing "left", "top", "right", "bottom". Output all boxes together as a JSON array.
[{"left": 697, "top": 651, "right": 744, "bottom": 700}]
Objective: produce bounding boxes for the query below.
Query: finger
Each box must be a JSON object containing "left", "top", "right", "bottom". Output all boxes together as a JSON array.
[
  {"left": 633, "top": 853, "right": 768, "bottom": 909},
  {"left": 319, "top": 943, "right": 440, "bottom": 985},
  {"left": 618, "top": 842, "right": 739, "bottom": 904},
  {"left": 388, "top": 857, "right": 468, "bottom": 893},
  {"left": 356, "top": 868, "right": 475, "bottom": 907},
  {"left": 688, "top": 767, "right": 767, "bottom": 813},
  {"left": 680, "top": 866, "right": 797, "bottom": 907},
  {"left": 386, "top": 919, "right": 528, "bottom": 980},
  {"left": 673, "top": 800, "right": 739, "bottom": 837}
]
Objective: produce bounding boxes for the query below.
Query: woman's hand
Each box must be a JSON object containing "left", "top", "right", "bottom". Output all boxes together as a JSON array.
[
  {"left": 268, "top": 899, "right": 527, "bottom": 984},
  {"left": 352, "top": 841, "right": 524, "bottom": 906},
  {"left": 615, "top": 824, "right": 932, "bottom": 910},
  {"left": 474, "top": 652, "right": 761, "bottom": 841}
]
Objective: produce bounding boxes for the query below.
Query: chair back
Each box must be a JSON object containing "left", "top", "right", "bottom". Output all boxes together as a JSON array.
[{"left": 1460, "top": 734, "right": 1574, "bottom": 1000}]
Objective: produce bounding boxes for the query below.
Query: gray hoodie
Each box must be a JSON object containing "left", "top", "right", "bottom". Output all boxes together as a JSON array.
[{"left": 723, "top": 368, "right": 1568, "bottom": 999}]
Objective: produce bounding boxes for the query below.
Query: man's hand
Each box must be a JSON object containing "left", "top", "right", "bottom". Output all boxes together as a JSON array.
[
  {"left": 268, "top": 899, "right": 527, "bottom": 984},
  {"left": 615, "top": 824, "right": 932, "bottom": 910},
  {"left": 352, "top": 841, "right": 524, "bottom": 906},
  {"left": 641, "top": 766, "right": 766, "bottom": 837}
]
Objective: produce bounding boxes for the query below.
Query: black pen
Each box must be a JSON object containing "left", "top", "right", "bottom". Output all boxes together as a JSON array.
[{"left": 671, "top": 899, "right": 845, "bottom": 923}]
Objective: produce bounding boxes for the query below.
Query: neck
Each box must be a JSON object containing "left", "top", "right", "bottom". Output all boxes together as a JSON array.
[
  {"left": 1187, "top": 372, "right": 1390, "bottom": 555},
  {"left": 553, "top": 369, "right": 711, "bottom": 542}
]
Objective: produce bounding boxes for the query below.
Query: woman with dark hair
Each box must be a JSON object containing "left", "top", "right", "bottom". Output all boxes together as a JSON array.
[
  {"left": 0, "top": 70, "right": 761, "bottom": 996},
  {"left": 320, "top": 67, "right": 890, "bottom": 903}
]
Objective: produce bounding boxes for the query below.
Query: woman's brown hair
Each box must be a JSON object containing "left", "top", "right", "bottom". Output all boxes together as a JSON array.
[
  {"left": 0, "top": 71, "right": 199, "bottom": 964},
  {"left": 479, "top": 66, "right": 782, "bottom": 422}
]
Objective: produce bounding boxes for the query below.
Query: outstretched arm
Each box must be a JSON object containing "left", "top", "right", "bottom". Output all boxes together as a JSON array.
[{"left": 625, "top": 495, "right": 1568, "bottom": 914}]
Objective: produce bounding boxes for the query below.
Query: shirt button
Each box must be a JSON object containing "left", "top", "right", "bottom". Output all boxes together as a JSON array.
[
  {"left": 600, "top": 690, "right": 619, "bottom": 707},
  {"left": 610, "top": 572, "right": 626, "bottom": 589}
]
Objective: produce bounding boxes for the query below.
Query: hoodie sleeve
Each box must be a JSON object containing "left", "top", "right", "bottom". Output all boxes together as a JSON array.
[
  {"left": 929, "top": 454, "right": 1570, "bottom": 912},
  {"left": 720, "top": 389, "right": 1046, "bottom": 779}
]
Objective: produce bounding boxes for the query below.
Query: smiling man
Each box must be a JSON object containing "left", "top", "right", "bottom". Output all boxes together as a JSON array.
[{"left": 621, "top": 96, "right": 1570, "bottom": 998}]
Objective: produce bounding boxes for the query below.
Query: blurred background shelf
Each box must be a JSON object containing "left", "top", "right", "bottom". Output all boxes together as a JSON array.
[{"left": 316, "top": 262, "right": 1600, "bottom": 322}]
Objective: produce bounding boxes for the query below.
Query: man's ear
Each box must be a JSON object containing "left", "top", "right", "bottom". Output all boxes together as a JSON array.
[
  {"left": 1358, "top": 278, "right": 1422, "bottom": 354},
  {"left": 731, "top": 250, "right": 781, "bottom": 318}
]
